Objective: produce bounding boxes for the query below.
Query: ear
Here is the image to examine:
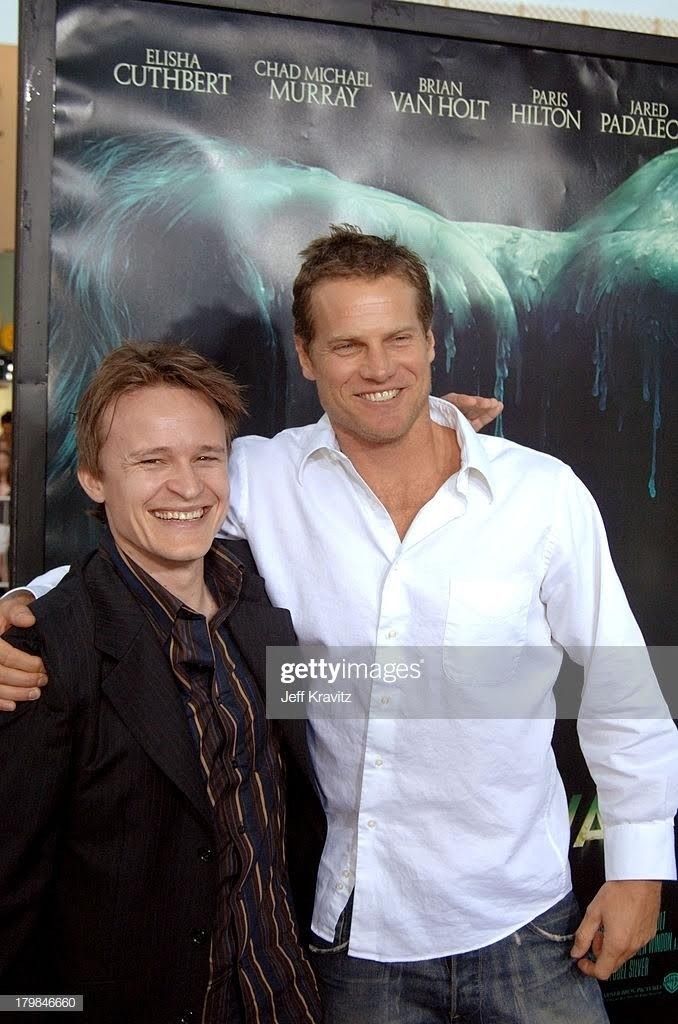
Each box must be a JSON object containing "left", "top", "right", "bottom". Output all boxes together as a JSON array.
[
  {"left": 294, "top": 334, "right": 317, "bottom": 382},
  {"left": 77, "top": 466, "right": 105, "bottom": 505},
  {"left": 426, "top": 329, "right": 435, "bottom": 364}
]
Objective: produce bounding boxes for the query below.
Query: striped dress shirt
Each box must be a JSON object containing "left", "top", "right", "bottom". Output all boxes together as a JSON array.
[{"left": 101, "top": 534, "right": 319, "bottom": 1024}]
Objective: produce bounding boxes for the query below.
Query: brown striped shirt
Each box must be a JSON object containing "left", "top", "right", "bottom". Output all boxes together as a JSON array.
[{"left": 102, "top": 535, "right": 320, "bottom": 1024}]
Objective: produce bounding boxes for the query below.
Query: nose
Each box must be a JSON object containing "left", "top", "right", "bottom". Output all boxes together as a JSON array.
[
  {"left": 359, "top": 343, "right": 395, "bottom": 383},
  {"left": 167, "top": 461, "right": 203, "bottom": 499}
]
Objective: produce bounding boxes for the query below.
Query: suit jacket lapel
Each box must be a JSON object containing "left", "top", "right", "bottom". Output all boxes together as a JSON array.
[
  {"left": 85, "top": 545, "right": 315, "bottom": 813},
  {"left": 227, "top": 570, "right": 296, "bottom": 688},
  {"left": 86, "top": 556, "right": 214, "bottom": 829},
  {"left": 226, "top": 564, "right": 315, "bottom": 784}
]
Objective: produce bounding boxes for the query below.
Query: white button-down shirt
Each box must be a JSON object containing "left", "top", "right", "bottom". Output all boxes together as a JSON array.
[
  {"left": 29, "top": 399, "right": 678, "bottom": 961},
  {"left": 222, "top": 398, "right": 677, "bottom": 961}
]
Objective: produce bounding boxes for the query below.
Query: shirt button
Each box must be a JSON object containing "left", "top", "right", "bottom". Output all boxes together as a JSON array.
[
  {"left": 190, "top": 928, "right": 209, "bottom": 946},
  {"left": 367, "top": 819, "right": 377, "bottom": 829},
  {"left": 386, "top": 630, "right": 397, "bottom": 639},
  {"left": 177, "top": 1012, "right": 195, "bottom": 1024},
  {"left": 380, "top": 696, "right": 390, "bottom": 705},
  {"left": 237, "top": 823, "right": 246, "bottom": 834},
  {"left": 335, "top": 882, "right": 344, "bottom": 892},
  {"left": 375, "top": 758, "right": 383, "bottom": 767},
  {"left": 197, "top": 846, "right": 215, "bottom": 862},
  {"left": 342, "top": 870, "right": 350, "bottom": 878}
]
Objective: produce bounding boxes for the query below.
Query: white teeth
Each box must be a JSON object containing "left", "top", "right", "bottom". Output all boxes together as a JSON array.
[
  {"left": 361, "top": 389, "right": 400, "bottom": 403},
  {"left": 152, "top": 509, "right": 205, "bottom": 521}
]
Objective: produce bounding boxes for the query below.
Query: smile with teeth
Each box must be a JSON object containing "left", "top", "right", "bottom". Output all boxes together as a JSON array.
[
  {"left": 152, "top": 508, "right": 207, "bottom": 521},
  {"left": 359, "top": 389, "right": 401, "bottom": 403}
]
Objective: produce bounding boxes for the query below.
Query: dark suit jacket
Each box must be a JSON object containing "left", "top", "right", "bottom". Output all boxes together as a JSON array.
[{"left": 0, "top": 542, "right": 325, "bottom": 1024}]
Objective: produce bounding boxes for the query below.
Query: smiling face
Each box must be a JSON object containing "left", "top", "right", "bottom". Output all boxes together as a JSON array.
[
  {"left": 77, "top": 385, "right": 228, "bottom": 581},
  {"left": 295, "top": 274, "right": 435, "bottom": 449}
]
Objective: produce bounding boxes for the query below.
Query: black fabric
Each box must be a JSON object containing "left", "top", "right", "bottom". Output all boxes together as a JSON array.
[{"left": 0, "top": 542, "right": 325, "bottom": 1022}]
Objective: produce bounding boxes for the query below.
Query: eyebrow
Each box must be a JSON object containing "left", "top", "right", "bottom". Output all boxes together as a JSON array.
[
  {"left": 388, "top": 326, "right": 417, "bottom": 336},
  {"left": 127, "top": 444, "right": 227, "bottom": 459},
  {"left": 328, "top": 325, "right": 418, "bottom": 344}
]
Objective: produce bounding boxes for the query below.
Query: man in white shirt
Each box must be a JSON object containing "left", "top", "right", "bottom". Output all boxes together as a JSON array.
[{"left": 1, "top": 226, "right": 676, "bottom": 1023}]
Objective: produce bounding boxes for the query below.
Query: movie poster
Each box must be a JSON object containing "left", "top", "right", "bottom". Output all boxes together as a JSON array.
[{"left": 46, "top": 2, "right": 677, "bottom": 1017}]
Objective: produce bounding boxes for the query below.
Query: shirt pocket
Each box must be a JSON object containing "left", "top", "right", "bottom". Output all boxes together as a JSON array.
[{"left": 442, "top": 576, "right": 532, "bottom": 694}]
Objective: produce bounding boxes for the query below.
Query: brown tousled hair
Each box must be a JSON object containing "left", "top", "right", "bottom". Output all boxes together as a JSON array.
[
  {"left": 76, "top": 342, "right": 245, "bottom": 477},
  {"left": 292, "top": 224, "right": 433, "bottom": 347}
]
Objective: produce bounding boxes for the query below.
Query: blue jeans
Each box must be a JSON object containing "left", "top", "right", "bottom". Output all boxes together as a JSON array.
[{"left": 309, "top": 892, "right": 609, "bottom": 1024}]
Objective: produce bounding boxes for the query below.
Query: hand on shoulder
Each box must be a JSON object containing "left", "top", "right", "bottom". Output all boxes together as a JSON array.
[{"left": 0, "top": 591, "right": 46, "bottom": 711}]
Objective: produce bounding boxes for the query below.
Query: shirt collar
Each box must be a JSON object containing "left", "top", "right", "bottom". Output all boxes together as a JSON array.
[
  {"left": 296, "top": 414, "right": 341, "bottom": 483},
  {"left": 100, "top": 530, "right": 244, "bottom": 642},
  {"left": 296, "top": 396, "right": 494, "bottom": 499}
]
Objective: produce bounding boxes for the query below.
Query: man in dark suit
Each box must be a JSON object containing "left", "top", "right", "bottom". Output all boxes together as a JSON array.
[{"left": 0, "top": 344, "right": 321, "bottom": 1024}]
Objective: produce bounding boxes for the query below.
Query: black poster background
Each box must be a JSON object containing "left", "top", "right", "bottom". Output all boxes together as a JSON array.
[{"left": 36, "top": 0, "right": 678, "bottom": 1016}]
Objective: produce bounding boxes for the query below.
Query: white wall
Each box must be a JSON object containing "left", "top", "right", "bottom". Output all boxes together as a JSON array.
[
  {"left": 511, "top": 0, "right": 674, "bottom": 9},
  {"left": 0, "top": 0, "right": 17, "bottom": 45},
  {"left": 411, "top": 0, "right": 677, "bottom": 34},
  {"left": 1, "top": 0, "right": 678, "bottom": 45}
]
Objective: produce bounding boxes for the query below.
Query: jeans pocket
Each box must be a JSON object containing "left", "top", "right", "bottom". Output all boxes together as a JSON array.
[
  {"left": 308, "top": 894, "right": 353, "bottom": 954},
  {"left": 524, "top": 892, "right": 580, "bottom": 943},
  {"left": 308, "top": 934, "right": 350, "bottom": 955}
]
